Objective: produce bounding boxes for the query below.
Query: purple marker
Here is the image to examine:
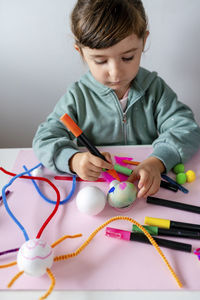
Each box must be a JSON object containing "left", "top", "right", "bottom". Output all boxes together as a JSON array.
[{"left": 0, "top": 190, "right": 11, "bottom": 202}]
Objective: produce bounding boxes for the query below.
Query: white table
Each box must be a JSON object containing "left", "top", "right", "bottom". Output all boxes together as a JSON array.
[{"left": 0, "top": 148, "right": 200, "bottom": 300}]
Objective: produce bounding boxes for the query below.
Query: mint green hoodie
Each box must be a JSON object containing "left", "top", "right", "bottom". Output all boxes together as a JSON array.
[{"left": 32, "top": 67, "right": 200, "bottom": 174}]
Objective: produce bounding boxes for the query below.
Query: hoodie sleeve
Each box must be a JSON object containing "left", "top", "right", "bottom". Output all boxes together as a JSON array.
[
  {"left": 150, "top": 77, "right": 200, "bottom": 172},
  {"left": 32, "top": 89, "right": 80, "bottom": 174}
]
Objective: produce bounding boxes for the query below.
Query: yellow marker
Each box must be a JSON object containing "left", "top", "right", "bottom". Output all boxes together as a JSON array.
[{"left": 145, "top": 217, "right": 170, "bottom": 229}]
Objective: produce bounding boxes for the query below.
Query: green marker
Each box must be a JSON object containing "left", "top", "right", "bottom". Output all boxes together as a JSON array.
[
  {"left": 132, "top": 225, "right": 200, "bottom": 239},
  {"left": 114, "top": 164, "right": 133, "bottom": 176}
]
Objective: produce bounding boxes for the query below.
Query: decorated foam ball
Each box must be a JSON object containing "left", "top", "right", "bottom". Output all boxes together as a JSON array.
[
  {"left": 107, "top": 181, "right": 137, "bottom": 208},
  {"left": 17, "top": 239, "right": 54, "bottom": 277},
  {"left": 186, "top": 170, "right": 196, "bottom": 183},
  {"left": 31, "top": 166, "right": 44, "bottom": 177},
  {"left": 76, "top": 186, "right": 106, "bottom": 215},
  {"left": 176, "top": 172, "right": 187, "bottom": 185},
  {"left": 173, "top": 163, "right": 185, "bottom": 174}
]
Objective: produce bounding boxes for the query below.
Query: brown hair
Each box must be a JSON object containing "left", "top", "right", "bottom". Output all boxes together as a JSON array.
[{"left": 71, "top": 0, "right": 148, "bottom": 49}]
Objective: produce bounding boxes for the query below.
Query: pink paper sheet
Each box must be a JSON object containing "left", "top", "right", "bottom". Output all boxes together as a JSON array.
[{"left": 0, "top": 146, "right": 200, "bottom": 291}]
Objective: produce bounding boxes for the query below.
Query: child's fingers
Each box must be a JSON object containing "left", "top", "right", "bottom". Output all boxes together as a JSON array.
[
  {"left": 138, "top": 177, "right": 161, "bottom": 198},
  {"left": 90, "top": 153, "right": 113, "bottom": 169},
  {"left": 127, "top": 170, "right": 139, "bottom": 183},
  {"left": 102, "top": 152, "right": 113, "bottom": 164},
  {"left": 137, "top": 169, "right": 151, "bottom": 189}
]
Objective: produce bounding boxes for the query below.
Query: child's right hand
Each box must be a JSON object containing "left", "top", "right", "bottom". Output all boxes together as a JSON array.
[{"left": 69, "top": 151, "right": 113, "bottom": 181}]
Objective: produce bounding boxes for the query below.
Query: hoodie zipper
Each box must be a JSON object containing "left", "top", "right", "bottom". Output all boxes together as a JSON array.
[{"left": 122, "top": 112, "right": 127, "bottom": 145}]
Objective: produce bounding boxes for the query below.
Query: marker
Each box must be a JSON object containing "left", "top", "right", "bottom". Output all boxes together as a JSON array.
[
  {"left": 0, "top": 190, "right": 10, "bottom": 204},
  {"left": 160, "top": 180, "right": 178, "bottom": 192},
  {"left": 147, "top": 196, "right": 200, "bottom": 214},
  {"left": 60, "top": 113, "right": 120, "bottom": 181},
  {"left": 105, "top": 227, "right": 192, "bottom": 252},
  {"left": 122, "top": 159, "right": 140, "bottom": 166},
  {"left": 145, "top": 216, "right": 200, "bottom": 232},
  {"left": 54, "top": 175, "right": 106, "bottom": 182},
  {"left": 132, "top": 224, "right": 200, "bottom": 239},
  {"left": 161, "top": 174, "right": 189, "bottom": 194},
  {"left": 114, "top": 164, "right": 178, "bottom": 192}
]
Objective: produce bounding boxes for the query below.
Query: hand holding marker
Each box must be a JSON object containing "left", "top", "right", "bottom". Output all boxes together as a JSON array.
[{"left": 60, "top": 113, "right": 120, "bottom": 181}]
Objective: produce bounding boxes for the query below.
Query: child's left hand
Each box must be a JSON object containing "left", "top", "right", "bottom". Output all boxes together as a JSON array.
[{"left": 127, "top": 157, "right": 165, "bottom": 198}]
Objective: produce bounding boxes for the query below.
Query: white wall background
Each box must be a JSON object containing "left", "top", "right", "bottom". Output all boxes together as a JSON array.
[{"left": 0, "top": 0, "right": 200, "bottom": 148}]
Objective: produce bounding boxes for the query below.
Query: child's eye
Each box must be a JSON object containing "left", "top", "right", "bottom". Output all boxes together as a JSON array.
[
  {"left": 94, "top": 60, "right": 107, "bottom": 65},
  {"left": 122, "top": 56, "right": 134, "bottom": 62}
]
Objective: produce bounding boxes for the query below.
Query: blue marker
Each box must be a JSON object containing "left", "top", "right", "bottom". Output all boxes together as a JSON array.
[{"left": 161, "top": 174, "right": 189, "bottom": 194}]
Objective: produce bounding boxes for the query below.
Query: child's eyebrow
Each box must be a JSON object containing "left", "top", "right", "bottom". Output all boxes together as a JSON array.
[
  {"left": 121, "top": 47, "right": 138, "bottom": 54},
  {"left": 89, "top": 47, "right": 138, "bottom": 58}
]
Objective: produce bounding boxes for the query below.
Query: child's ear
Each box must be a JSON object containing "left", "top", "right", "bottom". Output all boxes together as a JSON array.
[
  {"left": 74, "top": 44, "right": 81, "bottom": 52},
  {"left": 143, "top": 31, "right": 149, "bottom": 51}
]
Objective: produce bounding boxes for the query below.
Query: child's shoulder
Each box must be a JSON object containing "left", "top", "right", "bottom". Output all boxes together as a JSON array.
[{"left": 135, "top": 67, "right": 175, "bottom": 97}]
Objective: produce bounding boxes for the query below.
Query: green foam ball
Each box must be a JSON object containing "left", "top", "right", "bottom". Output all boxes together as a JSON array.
[
  {"left": 176, "top": 173, "right": 187, "bottom": 185},
  {"left": 173, "top": 163, "right": 185, "bottom": 174}
]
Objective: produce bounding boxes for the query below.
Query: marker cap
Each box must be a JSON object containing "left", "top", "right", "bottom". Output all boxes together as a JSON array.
[
  {"left": 105, "top": 227, "right": 131, "bottom": 241},
  {"left": 60, "top": 113, "right": 82, "bottom": 137},
  {"left": 145, "top": 217, "right": 170, "bottom": 229},
  {"left": 114, "top": 164, "right": 133, "bottom": 176}
]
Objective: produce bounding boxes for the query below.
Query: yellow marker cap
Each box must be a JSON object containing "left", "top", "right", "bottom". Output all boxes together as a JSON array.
[{"left": 144, "top": 217, "right": 170, "bottom": 229}]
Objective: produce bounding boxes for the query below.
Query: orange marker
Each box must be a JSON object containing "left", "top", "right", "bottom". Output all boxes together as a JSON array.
[
  {"left": 60, "top": 113, "right": 120, "bottom": 181},
  {"left": 122, "top": 160, "right": 140, "bottom": 166}
]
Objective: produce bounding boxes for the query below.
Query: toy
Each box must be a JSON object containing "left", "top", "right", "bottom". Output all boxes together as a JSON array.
[
  {"left": 185, "top": 170, "right": 196, "bottom": 183},
  {"left": 107, "top": 180, "right": 137, "bottom": 208},
  {"left": 176, "top": 173, "right": 187, "bottom": 185},
  {"left": 17, "top": 239, "right": 54, "bottom": 277},
  {"left": 76, "top": 186, "right": 106, "bottom": 215},
  {"left": 173, "top": 163, "right": 196, "bottom": 185},
  {"left": 173, "top": 163, "right": 185, "bottom": 174}
]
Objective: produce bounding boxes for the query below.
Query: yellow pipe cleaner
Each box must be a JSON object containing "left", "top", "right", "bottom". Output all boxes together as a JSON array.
[
  {"left": 51, "top": 234, "right": 82, "bottom": 248},
  {"left": 0, "top": 261, "right": 17, "bottom": 268},
  {"left": 54, "top": 216, "right": 182, "bottom": 288},
  {"left": 7, "top": 270, "right": 24, "bottom": 288},
  {"left": 39, "top": 268, "right": 55, "bottom": 300}
]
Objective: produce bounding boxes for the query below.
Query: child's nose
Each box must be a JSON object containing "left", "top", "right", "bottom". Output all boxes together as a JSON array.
[{"left": 109, "top": 62, "right": 121, "bottom": 81}]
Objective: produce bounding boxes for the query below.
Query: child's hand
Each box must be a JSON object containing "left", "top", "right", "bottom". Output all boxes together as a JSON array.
[
  {"left": 127, "top": 157, "right": 165, "bottom": 198},
  {"left": 69, "top": 151, "right": 113, "bottom": 181}
]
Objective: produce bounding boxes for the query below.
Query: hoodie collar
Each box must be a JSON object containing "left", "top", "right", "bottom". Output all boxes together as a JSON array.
[{"left": 80, "top": 67, "right": 157, "bottom": 99}]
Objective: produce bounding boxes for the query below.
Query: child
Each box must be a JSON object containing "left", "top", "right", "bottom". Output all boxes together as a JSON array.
[{"left": 33, "top": 0, "right": 200, "bottom": 198}]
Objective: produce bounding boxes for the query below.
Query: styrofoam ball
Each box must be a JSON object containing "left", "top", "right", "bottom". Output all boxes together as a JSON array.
[
  {"left": 109, "top": 180, "right": 120, "bottom": 189},
  {"left": 31, "top": 167, "right": 43, "bottom": 177},
  {"left": 76, "top": 186, "right": 106, "bottom": 215},
  {"left": 17, "top": 239, "right": 54, "bottom": 277},
  {"left": 107, "top": 181, "right": 137, "bottom": 208}
]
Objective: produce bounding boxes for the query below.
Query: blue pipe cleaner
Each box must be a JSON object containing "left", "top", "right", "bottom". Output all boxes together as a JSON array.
[
  {"left": 1, "top": 163, "right": 42, "bottom": 241},
  {"left": 23, "top": 165, "right": 76, "bottom": 205}
]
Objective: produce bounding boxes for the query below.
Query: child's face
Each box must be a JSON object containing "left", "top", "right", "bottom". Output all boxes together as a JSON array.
[{"left": 79, "top": 33, "right": 148, "bottom": 99}]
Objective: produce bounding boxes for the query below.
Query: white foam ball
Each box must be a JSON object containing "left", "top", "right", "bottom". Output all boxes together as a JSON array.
[
  {"left": 31, "top": 167, "right": 43, "bottom": 177},
  {"left": 17, "top": 239, "right": 54, "bottom": 277},
  {"left": 76, "top": 186, "right": 106, "bottom": 215}
]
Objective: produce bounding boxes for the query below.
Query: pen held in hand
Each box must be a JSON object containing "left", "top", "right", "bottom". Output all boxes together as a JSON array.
[{"left": 60, "top": 113, "right": 120, "bottom": 181}]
